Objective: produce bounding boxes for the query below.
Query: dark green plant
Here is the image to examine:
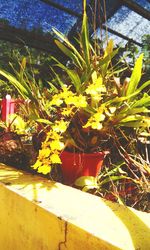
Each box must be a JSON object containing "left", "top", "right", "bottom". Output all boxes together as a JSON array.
[
  {"left": 0, "top": 40, "right": 53, "bottom": 98},
  {"left": 142, "top": 34, "right": 150, "bottom": 76},
  {"left": 117, "top": 34, "right": 150, "bottom": 83}
]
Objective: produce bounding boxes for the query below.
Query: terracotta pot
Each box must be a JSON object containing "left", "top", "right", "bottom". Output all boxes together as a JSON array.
[{"left": 60, "top": 150, "right": 108, "bottom": 185}]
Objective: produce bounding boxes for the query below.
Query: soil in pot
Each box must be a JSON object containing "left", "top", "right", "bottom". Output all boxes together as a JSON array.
[{"left": 0, "top": 132, "right": 30, "bottom": 170}]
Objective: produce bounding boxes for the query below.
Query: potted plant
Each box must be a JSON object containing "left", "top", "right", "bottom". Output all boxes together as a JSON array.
[
  {"left": 0, "top": 113, "right": 32, "bottom": 169},
  {"left": 30, "top": 0, "right": 150, "bottom": 185},
  {"left": 0, "top": 0, "right": 150, "bottom": 186}
]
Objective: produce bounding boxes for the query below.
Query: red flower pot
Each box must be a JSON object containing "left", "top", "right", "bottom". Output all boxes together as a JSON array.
[{"left": 60, "top": 151, "right": 108, "bottom": 185}]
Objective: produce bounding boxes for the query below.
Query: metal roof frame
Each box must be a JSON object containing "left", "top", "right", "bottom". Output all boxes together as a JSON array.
[
  {"left": 121, "top": 0, "right": 150, "bottom": 20},
  {"left": 0, "top": 0, "right": 149, "bottom": 52}
]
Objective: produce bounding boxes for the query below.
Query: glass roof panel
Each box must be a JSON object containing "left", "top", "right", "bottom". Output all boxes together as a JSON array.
[
  {"left": 0, "top": 0, "right": 149, "bottom": 51},
  {"left": 0, "top": 0, "right": 78, "bottom": 34},
  {"left": 106, "top": 5, "right": 150, "bottom": 43}
]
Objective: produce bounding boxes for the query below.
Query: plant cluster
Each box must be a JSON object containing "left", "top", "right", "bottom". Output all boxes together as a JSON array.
[
  {"left": 31, "top": 1, "right": 150, "bottom": 176},
  {"left": 0, "top": 0, "right": 149, "bottom": 211}
]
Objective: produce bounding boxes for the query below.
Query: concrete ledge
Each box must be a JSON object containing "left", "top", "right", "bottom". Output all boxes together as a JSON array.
[{"left": 0, "top": 164, "right": 150, "bottom": 250}]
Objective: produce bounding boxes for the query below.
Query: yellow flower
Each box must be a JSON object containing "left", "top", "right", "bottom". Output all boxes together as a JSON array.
[
  {"left": 50, "top": 153, "right": 62, "bottom": 164},
  {"left": 32, "top": 160, "right": 42, "bottom": 170},
  {"left": 50, "top": 94, "right": 63, "bottom": 106},
  {"left": 50, "top": 140, "right": 64, "bottom": 150},
  {"left": 61, "top": 107, "right": 73, "bottom": 116},
  {"left": 38, "top": 148, "right": 51, "bottom": 158},
  {"left": 91, "top": 70, "right": 97, "bottom": 83},
  {"left": 38, "top": 165, "right": 51, "bottom": 174},
  {"left": 48, "top": 131, "right": 62, "bottom": 140},
  {"left": 61, "top": 86, "right": 74, "bottom": 99},
  {"left": 94, "top": 112, "right": 105, "bottom": 122},
  {"left": 86, "top": 76, "right": 106, "bottom": 96},
  {"left": 52, "top": 120, "right": 68, "bottom": 133},
  {"left": 91, "top": 122, "right": 103, "bottom": 130},
  {"left": 76, "top": 95, "right": 87, "bottom": 108},
  {"left": 83, "top": 110, "right": 105, "bottom": 130},
  {"left": 65, "top": 95, "right": 87, "bottom": 108},
  {"left": 84, "top": 120, "right": 103, "bottom": 130}
]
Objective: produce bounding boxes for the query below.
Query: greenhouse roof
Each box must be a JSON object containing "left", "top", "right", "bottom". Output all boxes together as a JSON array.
[{"left": 0, "top": 0, "right": 149, "bottom": 52}]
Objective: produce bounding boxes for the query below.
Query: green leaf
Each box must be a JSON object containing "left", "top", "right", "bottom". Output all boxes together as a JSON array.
[
  {"left": 126, "top": 54, "right": 143, "bottom": 96},
  {"left": 66, "top": 70, "right": 81, "bottom": 92},
  {"left": 21, "top": 57, "right": 26, "bottom": 70},
  {"left": 119, "top": 120, "right": 148, "bottom": 128},
  {"left": 82, "top": 185, "right": 97, "bottom": 192},
  {"left": 101, "top": 40, "right": 115, "bottom": 76},
  {"left": 47, "top": 81, "right": 58, "bottom": 93},
  {"left": 131, "top": 93, "right": 150, "bottom": 108},
  {"left": 53, "top": 28, "right": 85, "bottom": 66},
  {"left": 0, "top": 69, "right": 32, "bottom": 99},
  {"left": 106, "top": 39, "right": 114, "bottom": 54},
  {"left": 55, "top": 40, "right": 82, "bottom": 69},
  {"left": 100, "top": 175, "right": 129, "bottom": 186},
  {"left": 53, "top": 58, "right": 81, "bottom": 92},
  {"left": 119, "top": 115, "right": 150, "bottom": 128},
  {"left": 137, "top": 80, "right": 150, "bottom": 93},
  {"left": 75, "top": 176, "right": 97, "bottom": 187},
  {"left": 98, "top": 48, "right": 118, "bottom": 67},
  {"left": 109, "top": 67, "right": 128, "bottom": 76},
  {"left": 49, "top": 65, "right": 64, "bottom": 87},
  {"left": 107, "top": 89, "right": 149, "bottom": 105},
  {"left": 81, "top": 0, "right": 90, "bottom": 67},
  {"left": 100, "top": 162, "right": 127, "bottom": 178},
  {"left": 20, "top": 57, "right": 27, "bottom": 81},
  {"left": 120, "top": 115, "right": 143, "bottom": 123},
  {"left": 117, "top": 196, "right": 125, "bottom": 205},
  {"left": 35, "top": 119, "right": 52, "bottom": 125},
  {"left": 127, "top": 107, "right": 150, "bottom": 115}
]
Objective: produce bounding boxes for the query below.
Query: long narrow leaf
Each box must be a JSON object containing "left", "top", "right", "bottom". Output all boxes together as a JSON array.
[
  {"left": 101, "top": 40, "right": 114, "bottom": 76},
  {"left": 0, "top": 69, "right": 32, "bottom": 99},
  {"left": 52, "top": 58, "right": 81, "bottom": 92},
  {"left": 35, "top": 119, "right": 52, "bottom": 125},
  {"left": 49, "top": 65, "right": 64, "bottom": 88},
  {"left": 126, "top": 54, "right": 143, "bottom": 96},
  {"left": 81, "top": 0, "right": 90, "bottom": 66},
  {"left": 137, "top": 80, "right": 150, "bottom": 93},
  {"left": 100, "top": 175, "right": 129, "bottom": 186},
  {"left": 19, "top": 57, "right": 27, "bottom": 82},
  {"left": 53, "top": 28, "right": 85, "bottom": 66},
  {"left": 119, "top": 120, "right": 150, "bottom": 128},
  {"left": 98, "top": 48, "right": 119, "bottom": 67},
  {"left": 131, "top": 94, "right": 150, "bottom": 108},
  {"left": 55, "top": 40, "right": 82, "bottom": 69}
]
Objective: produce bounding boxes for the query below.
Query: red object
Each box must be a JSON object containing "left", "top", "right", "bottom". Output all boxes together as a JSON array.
[
  {"left": 1, "top": 95, "right": 15, "bottom": 122},
  {"left": 1, "top": 96, "right": 24, "bottom": 123},
  {"left": 60, "top": 151, "right": 108, "bottom": 185}
]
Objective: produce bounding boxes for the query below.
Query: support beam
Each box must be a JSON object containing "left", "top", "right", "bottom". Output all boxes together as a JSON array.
[
  {"left": 0, "top": 25, "right": 60, "bottom": 55},
  {"left": 102, "top": 25, "right": 142, "bottom": 47},
  {"left": 40, "top": 0, "right": 81, "bottom": 18},
  {"left": 121, "top": 0, "right": 150, "bottom": 20}
]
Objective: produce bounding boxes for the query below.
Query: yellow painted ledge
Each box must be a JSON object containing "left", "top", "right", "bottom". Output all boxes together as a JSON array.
[{"left": 0, "top": 164, "right": 150, "bottom": 250}]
